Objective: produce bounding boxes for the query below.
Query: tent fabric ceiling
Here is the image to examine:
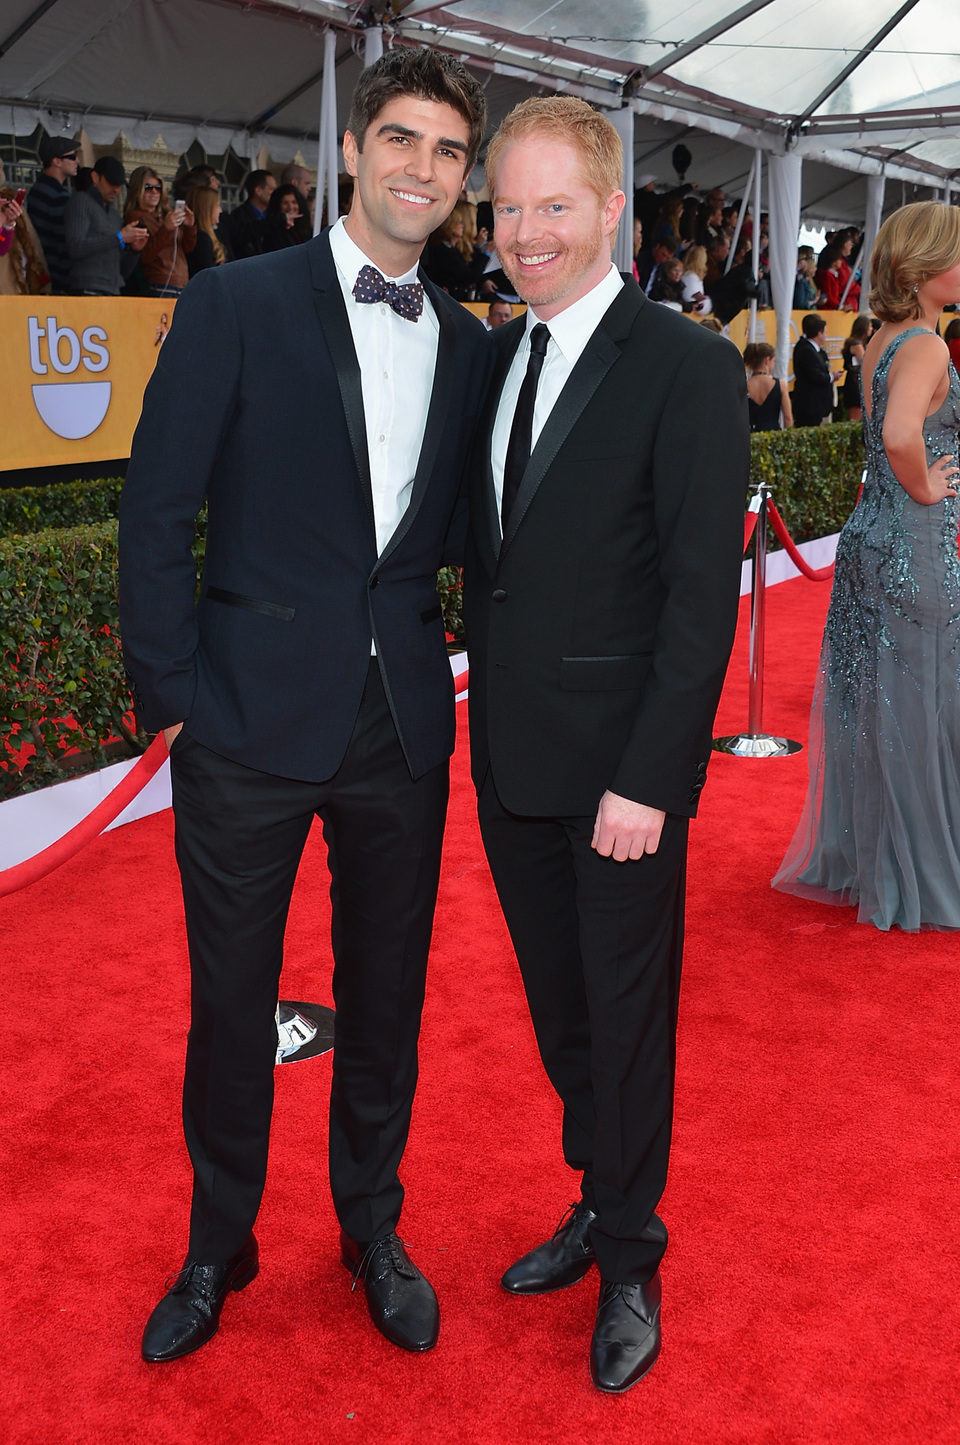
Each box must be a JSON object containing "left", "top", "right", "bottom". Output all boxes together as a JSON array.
[{"left": 0, "top": 0, "right": 956, "bottom": 217}]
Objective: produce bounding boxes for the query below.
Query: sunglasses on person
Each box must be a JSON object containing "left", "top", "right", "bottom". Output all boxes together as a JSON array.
[
  {"left": 61, "top": 152, "right": 78, "bottom": 162},
  {"left": 143, "top": 182, "right": 162, "bottom": 192}
]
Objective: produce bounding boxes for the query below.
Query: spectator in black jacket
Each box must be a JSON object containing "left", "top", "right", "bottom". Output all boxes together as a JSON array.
[
  {"left": 792, "top": 313, "right": 841, "bottom": 427},
  {"left": 223, "top": 169, "right": 276, "bottom": 260},
  {"left": 26, "top": 135, "right": 79, "bottom": 293},
  {"left": 261, "top": 183, "right": 311, "bottom": 251}
]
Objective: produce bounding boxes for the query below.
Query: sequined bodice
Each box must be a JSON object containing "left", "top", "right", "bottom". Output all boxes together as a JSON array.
[{"left": 827, "top": 328, "right": 960, "bottom": 713}]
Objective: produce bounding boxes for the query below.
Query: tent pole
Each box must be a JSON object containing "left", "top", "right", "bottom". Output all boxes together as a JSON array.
[
  {"left": 749, "top": 149, "right": 762, "bottom": 344},
  {"left": 314, "top": 27, "right": 338, "bottom": 236},
  {"left": 726, "top": 152, "right": 756, "bottom": 275}
]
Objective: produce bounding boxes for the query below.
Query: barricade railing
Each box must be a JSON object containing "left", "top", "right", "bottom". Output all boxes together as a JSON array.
[{"left": 713, "top": 480, "right": 831, "bottom": 759}]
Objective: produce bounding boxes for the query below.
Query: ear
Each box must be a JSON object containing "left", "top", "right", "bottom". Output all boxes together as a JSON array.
[
  {"left": 604, "top": 189, "right": 626, "bottom": 238},
  {"left": 342, "top": 129, "right": 360, "bottom": 180}
]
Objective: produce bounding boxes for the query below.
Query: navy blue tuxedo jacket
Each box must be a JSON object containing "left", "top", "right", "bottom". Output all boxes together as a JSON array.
[{"left": 119, "top": 230, "right": 490, "bottom": 782}]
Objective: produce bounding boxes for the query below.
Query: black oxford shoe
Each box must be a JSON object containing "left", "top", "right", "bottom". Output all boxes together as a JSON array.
[
  {"left": 341, "top": 1231, "right": 439, "bottom": 1352},
  {"left": 589, "top": 1273, "right": 662, "bottom": 1393},
  {"left": 501, "top": 1200, "right": 598, "bottom": 1294},
  {"left": 141, "top": 1234, "right": 259, "bottom": 1363}
]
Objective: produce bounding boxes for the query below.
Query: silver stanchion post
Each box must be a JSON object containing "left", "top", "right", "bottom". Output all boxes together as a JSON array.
[{"left": 714, "top": 482, "right": 802, "bottom": 758}]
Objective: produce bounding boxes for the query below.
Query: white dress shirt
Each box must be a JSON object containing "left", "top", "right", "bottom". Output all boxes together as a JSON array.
[
  {"left": 329, "top": 217, "right": 439, "bottom": 558},
  {"left": 491, "top": 264, "right": 624, "bottom": 529}
]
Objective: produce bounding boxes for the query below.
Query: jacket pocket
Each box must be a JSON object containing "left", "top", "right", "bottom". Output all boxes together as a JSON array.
[
  {"left": 559, "top": 654, "right": 649, "bottom": 691},
  {"left": 205, "top": 585, "right": 295, "bottom": 621}
]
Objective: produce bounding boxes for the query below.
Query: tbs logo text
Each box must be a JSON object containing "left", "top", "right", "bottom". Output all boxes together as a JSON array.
[{"left": 28, "top": 315, "right": 112, "bottom": 440}]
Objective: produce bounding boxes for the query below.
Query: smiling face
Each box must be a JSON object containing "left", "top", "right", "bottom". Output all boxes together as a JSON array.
[
  {"left": 141, "top": 175, "right": 162, "bottom": 210},
  {"left": 280, "top": 192, "right": 301, "bottom": 220},
  {"left": 492, "top": 135, "right": 624, "bottom": 320},
  {"left": 342, "top": 95, "right": 471, "bottom": 275}
]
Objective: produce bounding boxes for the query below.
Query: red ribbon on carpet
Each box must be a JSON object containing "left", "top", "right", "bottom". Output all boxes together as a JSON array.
[
  {"left": 0, "top": 733, "right": 168, "bottom": 898},
  {"left": 765, "top": 501, "right": 835, "bottom": 582}
]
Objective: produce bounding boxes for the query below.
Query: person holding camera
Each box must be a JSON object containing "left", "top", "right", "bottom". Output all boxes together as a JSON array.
[
  {"left": 125, "top": 167, "right": 196, "bottom": 297},
  {"left": 63, "top": 155, "right": 147, "bottom": 295}
]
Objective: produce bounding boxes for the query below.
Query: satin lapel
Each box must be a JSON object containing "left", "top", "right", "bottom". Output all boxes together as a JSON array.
[
  {"left": 480, "top": 322, "right": 524, "bottom": 570},
  {"left": 377, "top": 274, "right": 454, "bottom": 569},
  {"left": 309, "top": 236, "right": 374, "bottom": 528},
  {"left": 500, "top": 282, "right": 642, "bottom": 557}
]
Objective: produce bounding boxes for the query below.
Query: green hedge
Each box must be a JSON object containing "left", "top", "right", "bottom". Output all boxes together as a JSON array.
[
  {"left": 0, "top": 425, "right": 862, "bottom": 796},
  {"left": 0, "top": 477, "right": 124, "bottom": 535},
  {"left": 749, "top": 421, "right": 863, "bottom": 543},
  {"left": 0, "top": 523, "right": 148, "bottom": 798}
]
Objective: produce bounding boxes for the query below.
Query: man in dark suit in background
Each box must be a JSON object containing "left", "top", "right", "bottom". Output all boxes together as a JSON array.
[
  {"left": 464, "top": 97, "right": 749, "bottom": 1393},
  {"left": 119, "top": 48, "right": 488, "bottom": 1363},
  {"left": 792, "top": 312, "right": 839, "bottom": 425}
]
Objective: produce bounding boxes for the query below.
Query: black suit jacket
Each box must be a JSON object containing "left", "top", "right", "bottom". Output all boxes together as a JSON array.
[
  {"left": 464, "top": 279, "right": 749, "bottom": 819},
  {"left": 119, "top": 230, "right": 489, "bottom": 783},
  {"left": 792, "top": 335, "right": 833, "bottom": 422}
]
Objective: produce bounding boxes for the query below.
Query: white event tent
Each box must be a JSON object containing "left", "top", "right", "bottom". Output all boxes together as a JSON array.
[{"left": 2, "top": 1, "right": 959, "bottom": 373}]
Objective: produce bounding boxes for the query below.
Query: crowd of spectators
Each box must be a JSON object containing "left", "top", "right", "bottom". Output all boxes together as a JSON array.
[{"left": 0, "top": 148, "right": 327, "bottom": 297}]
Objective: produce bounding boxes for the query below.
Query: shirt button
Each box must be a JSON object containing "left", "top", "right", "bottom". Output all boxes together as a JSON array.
[
  {"left": 378, "top": 434, "right": 385, "bottom": 444},
  {"left": 383, "top": 370, "right": 389, "bottom": 379}
]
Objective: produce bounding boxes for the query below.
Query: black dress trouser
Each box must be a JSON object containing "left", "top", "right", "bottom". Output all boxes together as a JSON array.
[
  {"left": 169, "top": 660, "right": 449, "bottom": 1262},
  {"left": 478, "top": 770, "right": 689, "bottom": 1285}
]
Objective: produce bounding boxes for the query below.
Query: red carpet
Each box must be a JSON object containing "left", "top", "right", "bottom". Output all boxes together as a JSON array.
[{"left": 2, "top": 578, "right": 959, "bottom": 1444}]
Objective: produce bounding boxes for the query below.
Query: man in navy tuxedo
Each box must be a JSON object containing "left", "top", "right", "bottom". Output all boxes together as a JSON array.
[{"left": 119, "top": 48, "right": 488, "bottom": 1362}]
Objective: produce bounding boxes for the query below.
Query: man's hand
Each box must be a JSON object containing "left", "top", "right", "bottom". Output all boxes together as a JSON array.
[
  {"left": 163, "top": 722, "right": 184, "bottom": 751},
  {"left": 591, "top": 790, "right": 666, "bottom": 861}
]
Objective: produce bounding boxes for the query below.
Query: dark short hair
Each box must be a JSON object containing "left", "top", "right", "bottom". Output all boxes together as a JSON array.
[
  {"left": 347, "top": 47, "right": 486, "bottom": 170},
  {"left": 245, "top": 169, "right": 274, "bottom": 199},
  {"left": 802, "top": 313, "right": 826, "bottom": 337}
]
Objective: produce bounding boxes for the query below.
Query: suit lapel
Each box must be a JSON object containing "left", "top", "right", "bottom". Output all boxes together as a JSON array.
[
  {"left": 476, "top": 321, "right": 524, "bottom": 573},
  {"left": 500, "top": 281, "right": 643, "bottom": 557},
  {"left": 308, "top": 233, "right": 375, "bottom": 530},
  {"left": 377, "top": 273, "right": 454, "bottom": 569}
]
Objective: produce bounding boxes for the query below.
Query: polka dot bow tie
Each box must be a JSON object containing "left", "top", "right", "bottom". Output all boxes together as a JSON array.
[{"left": 353, "top": 264, "right": 424, "bottom": 322}]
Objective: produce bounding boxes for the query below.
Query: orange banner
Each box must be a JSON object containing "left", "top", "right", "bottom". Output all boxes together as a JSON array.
[{"left": 0, "top": 296, "right": 175, "bottom": 471}]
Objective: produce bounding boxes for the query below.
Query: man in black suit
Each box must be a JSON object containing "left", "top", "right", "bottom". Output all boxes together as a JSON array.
[
  {"left": 792, "top": 312, "right": 838, "bottom": 425},
  {"left": 464, "top": 97, "right": 748, "bottom": 1393},
  {"left": 119, "top": 48, "right": 488, "bottom": 1362},
  {"left": 222, "top": 168, "right": 276, "bottom": 259}
]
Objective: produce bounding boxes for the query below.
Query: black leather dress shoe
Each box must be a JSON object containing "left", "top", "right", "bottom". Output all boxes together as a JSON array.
[
  {"left": 501, "top": 1200, "right": 598, "bottom": 1294},
  {"left": 341, "top": 1231, "right": 439, "bottom": 1352},
  {"left": 141, "top": 1234, "right": 259, "bottom": 1363},
  {"left": 589, "top": 1273, "right": 662, "bottom": 1392}
]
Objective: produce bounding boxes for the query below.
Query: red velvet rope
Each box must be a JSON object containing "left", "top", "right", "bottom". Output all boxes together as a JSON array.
[
  {"left": 743, "top": 511, "right": 758, "bottom": 554},
  {"left": 453, "top": 668, "right": 469, "bottom": 696},
  {"left": 0, "top": 733, "right": 168, "bottom": 898},
  {"left": 765, "top": 501, "right": 835, "bottom": 582}
]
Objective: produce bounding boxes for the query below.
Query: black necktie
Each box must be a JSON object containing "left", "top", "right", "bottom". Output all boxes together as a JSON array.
[{"left": 501, "top": 323, "right": 550, "bottom": 533}]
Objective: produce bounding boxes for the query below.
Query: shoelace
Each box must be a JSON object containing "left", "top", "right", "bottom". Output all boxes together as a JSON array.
[
  {"left": 349, "top": 1234, "right": 417, "bottom": 1292},
  {"left": 551, "top": 1200, "right": 585, "bottom": 1239}
]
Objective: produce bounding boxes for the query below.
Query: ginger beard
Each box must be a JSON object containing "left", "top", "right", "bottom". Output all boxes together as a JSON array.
[{"left": 492, "top": 136, "right": 623, "bottom": 319}]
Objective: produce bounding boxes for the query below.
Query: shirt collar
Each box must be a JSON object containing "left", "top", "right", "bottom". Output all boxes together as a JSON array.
[
  {"left": 525, "top": 263, "right": 623, "bottom": 362},
  {"left": 329, "top": 215, "right": 422, "bottom": 289}
]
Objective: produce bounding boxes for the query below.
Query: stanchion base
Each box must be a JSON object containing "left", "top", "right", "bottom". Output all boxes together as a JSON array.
[
  {"left": 276, "top": 1001, "right": 335, "bottom": 1064},
  {"left": 713, "top": 733, "right": 803, "bottom": 758}
]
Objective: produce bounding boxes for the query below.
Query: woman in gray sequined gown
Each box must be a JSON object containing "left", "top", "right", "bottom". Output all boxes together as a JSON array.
[{"left": 774, "top": 202, "right": 960, "bottom": 930}]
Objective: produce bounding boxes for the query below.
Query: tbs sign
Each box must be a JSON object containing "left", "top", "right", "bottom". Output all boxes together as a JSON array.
[{"left": 29, "top": 316, "right": 112, "bottom": 440}]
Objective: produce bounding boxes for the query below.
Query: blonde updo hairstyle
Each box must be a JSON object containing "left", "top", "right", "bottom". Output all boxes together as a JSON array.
[{"left": 869, "top": 201, "right": 960, "bottom": 322}]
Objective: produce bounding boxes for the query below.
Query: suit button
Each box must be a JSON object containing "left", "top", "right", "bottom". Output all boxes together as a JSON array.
[
  {"left": 492, "top": 588, "right": 507, "bottom": 603},
  {"left": 369, "top": 576, "right": 379, "bottom": 589}
]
